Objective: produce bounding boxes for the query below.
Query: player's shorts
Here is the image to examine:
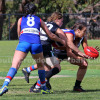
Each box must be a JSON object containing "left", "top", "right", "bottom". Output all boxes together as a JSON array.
[
  {"left": 53, "top": 48, "right": 68, "bottom": 61},
  {"left": 44, "top": 56, "right": 59, "bottom": 67},
  {"left": 16, "top": 41, "right": 43, "bottom": 54},
  {"left": 42, "top": 44, "right": 52, "bottom": 57}
]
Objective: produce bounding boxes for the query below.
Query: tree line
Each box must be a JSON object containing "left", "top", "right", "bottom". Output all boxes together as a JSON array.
[{"left": 0, "top": 0, "right": 100, "bottom": 40}]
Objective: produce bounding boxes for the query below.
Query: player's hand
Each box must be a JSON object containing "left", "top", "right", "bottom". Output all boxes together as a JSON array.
[
  {"left": 77, "top": 51, "right": 90, "bottom": 59},
  {"left": 95, "top": 46, "right": 100, "bottom": 51}
]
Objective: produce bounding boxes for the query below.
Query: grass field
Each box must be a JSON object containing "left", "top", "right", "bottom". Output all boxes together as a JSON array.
[{"left": 0, "top": 40, "right": 100, "bottom": 100}]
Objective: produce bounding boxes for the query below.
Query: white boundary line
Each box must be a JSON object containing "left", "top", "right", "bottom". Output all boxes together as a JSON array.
[{"left": 0, "top": 75, "right": 72, "bottom": 79}]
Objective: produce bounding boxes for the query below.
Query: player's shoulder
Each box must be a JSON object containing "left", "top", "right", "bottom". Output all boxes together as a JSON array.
[
  {"left": 62, "top": 29, "right": 73, "bottom": 32},
  {"left": 47, "top": 22, "right": 59, "bottom": 27},
  {"left": 62, "top": 29, "right": 75, "bottom": 35}
]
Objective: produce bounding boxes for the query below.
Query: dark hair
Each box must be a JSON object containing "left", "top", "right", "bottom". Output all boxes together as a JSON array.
[
  {"left": 24, "top": 3, "right": 37, "bottom": 17},
  {"left": 71, "top": 22, "right": 87, "bottom": 31}
]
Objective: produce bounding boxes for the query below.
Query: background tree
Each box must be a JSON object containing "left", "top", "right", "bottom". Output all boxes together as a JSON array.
[
  {"left": 0, "top": 0, "right": 5, "bottom": 40},
  {"left": 3, "top": 0, "right": 100, "bottom": 40}
]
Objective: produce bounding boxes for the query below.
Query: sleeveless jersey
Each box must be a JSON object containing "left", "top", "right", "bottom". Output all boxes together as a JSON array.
[
  {"left": 52, "top": 29, "right": 76, "bottom": 48},
  {"left": 62, "top": 29, "right": 75, "bottom": 40},
  {"left": 53, "top": 29, "right": 84, "bottom": 60},
  {"left": 39, "top": 21, "right": 59, "bottom": 57},
  {"left": 40, "top": 22, "right": 59, "bottom": 53},
  {"left": 40, "top": 22, "right": 59, "bottom": 45},
  {"left": 62, "top": 29, "right": 84, "bottom": 47},
  {"left": 19, "top": 14, "right": 41, "bottom": 43},
  {"left": 52, "top": 28, "right": 84, "bottom": 49}
]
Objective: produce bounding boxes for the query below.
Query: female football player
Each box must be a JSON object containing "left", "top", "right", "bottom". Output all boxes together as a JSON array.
[{"left": 0, "top": 3, "right": 66, "bottom": 96}]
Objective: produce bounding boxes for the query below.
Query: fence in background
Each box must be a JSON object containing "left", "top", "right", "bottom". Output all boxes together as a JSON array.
[{"left": 1, "top": 13, "right": 100, "bottom": 40}]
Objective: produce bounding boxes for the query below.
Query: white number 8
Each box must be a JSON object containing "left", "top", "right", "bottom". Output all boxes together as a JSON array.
[{"left": 27, "top": 17, "right": 35, "bottom": 26}]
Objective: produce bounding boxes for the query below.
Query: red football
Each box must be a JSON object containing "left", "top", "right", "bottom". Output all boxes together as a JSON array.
[{"left": 84, "top": 46, "right": 99, "bottom": 58}]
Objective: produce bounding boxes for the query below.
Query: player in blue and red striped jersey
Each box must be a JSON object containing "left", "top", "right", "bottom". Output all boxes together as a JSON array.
[
  {"left": 0, "top": 3, "right": 66, "bottom": 96},
  {"left": 52, "top": 23, "right": 89, "bottom": 92}
]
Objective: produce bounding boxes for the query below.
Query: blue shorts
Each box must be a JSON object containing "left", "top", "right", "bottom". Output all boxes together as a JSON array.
[{"left": 16, "top": 41, "right": 43, "bottom": 54}]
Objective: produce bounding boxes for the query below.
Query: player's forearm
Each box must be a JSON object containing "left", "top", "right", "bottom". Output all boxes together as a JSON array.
[
  {"left": 67, "top": 41, "right": 80, "bottom": 53},
  {"left": 82, "top": 39, "right": 88, "bottom": 49},
  {"left": 49, "top": 33, "right": 63, "bottom": 43},
  {"left": 67, "top": 51, "right": 78, "bottom": 59}
]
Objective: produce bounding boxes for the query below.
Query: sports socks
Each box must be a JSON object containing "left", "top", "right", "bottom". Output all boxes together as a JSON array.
[
  {"left": 38, "top": 70, "right": 46, "bottom": 91},
  {"left": 35, "top": 67, "right": 59, "bottom": 89},
  {"left": 45, "top": 71, "right": 49, "bottom": 75},
  {"left": 2, "top": 67, "right": 17, "bottom": 88},
  {"left": 35, "top": 79, "right": 41, "bottom": 89},
  {"left": 75, "top": 80, "right": 81, "bottom": 87},
  {"left": 26, "top": 65, "right": 36, "bottom": 73},
  {"left": 46, "top": 67, "right": 59, "bottom": 82}
]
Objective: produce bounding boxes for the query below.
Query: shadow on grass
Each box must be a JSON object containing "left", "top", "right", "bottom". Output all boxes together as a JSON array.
[
  {"left": 85, "top": 89, "right": 100, "bottom": 92},
  {"left": 3, "top": 89, "right": 100, "bottom": 97},
  {"left": 54, "top": 89, "right": 100, "bottom": 94},
  {"left": 6, "top": 83, "right": 34, "bottom": 87}
]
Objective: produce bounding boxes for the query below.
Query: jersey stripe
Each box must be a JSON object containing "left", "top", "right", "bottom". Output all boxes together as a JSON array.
[{"left": 65, "top": 32, "right": 74, "bottom": 35}]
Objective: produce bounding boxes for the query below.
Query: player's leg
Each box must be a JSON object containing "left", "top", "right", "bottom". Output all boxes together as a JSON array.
[
  {"left": 31, "top": 51, "right": 65, "bottom": 92},
  {"left": 31, "top": 44, "right": 52, "bottom": 94},
  {"left": 0, "top": 50, "right": 27, "bottom": 96},
  {"left": 44, "top": 49, "right": 67, "bottom": 88},
  {"left": 29, "top": 56, "right": 60, "bottom": 93},
  {"left": 29, "top": 64, "right": 50, "bottom": 93},
  {"left": 0, "top": 41, "right": 30, "bottom": 96},
  {"left": 69, "top": 57, "right": 88, "bottom": 92},
  {"left": 46, "top": 48, "right": 67, "bottom": 82},
  {"left": 22, "top": 64, "right": 38, "bottom": 83},
  {"left": 32, "top": 53, "right": 53, "bottom": 94},
  {"left": 23, "top": 64, "right": 38, "bottom": 73},
  {"left": 45, "top": 57, "right": 61, "bottom": 83}
]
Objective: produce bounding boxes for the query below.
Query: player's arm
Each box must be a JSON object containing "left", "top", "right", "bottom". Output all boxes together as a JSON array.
[
  {"left": 66, "top": 34, "right": 89, "bottom": 58},
  {"left": 17, "top": 18, "right": 21, "bottom": 38},
  {"left": 41, "top": 19, "right": 65, "bottom": 46},
  {"left": 66, "top": 45, "right": 78, "bottom": 59},
  {"left": 55, "top": 28, "right": 67, "bottom": 46},
  {"left": 66, "top": 34, "right": 81, "bottom": 53},
  {"left": 81, "top": 37, "right": 88, "bottom": 49}
]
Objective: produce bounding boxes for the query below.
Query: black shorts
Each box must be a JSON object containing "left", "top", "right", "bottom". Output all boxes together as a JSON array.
[
  {"left": 42, "top": 44, "right": 53, "bottom": 58},
  {"left": 53, "top": 48, "right": 68, "bottom": 60}
]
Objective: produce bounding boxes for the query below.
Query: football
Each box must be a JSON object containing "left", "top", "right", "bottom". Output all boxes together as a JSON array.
[{"left": 84, "top": 46, "right": 99, "bottom": 58}]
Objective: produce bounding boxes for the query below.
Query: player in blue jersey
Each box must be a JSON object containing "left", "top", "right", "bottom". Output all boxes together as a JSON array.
[
  {"left": 52, "top": 23, "right": 89, "bottom": 92},
  {"left": 0, "top": 3, "right": 66, "bottom": 96},
  {"left": 22, "top": 12, "right": 68, "bottom": 93}
]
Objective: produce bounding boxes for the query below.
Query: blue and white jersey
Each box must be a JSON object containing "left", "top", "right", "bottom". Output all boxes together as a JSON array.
[
  {"left": 19, "top": 14, "right": 41, "bottom": 43},
  {"left": 62, "top": 29, "right": 84, "bottom": 48},
  {"left": 52, "top": 29, "right": 76, "bottom": 48},
  {"left": 53, "top": 28, "right": 84, "bottom": 48},
  {"left": 62, "top": 29, "right": 75, "bottom": 40}
]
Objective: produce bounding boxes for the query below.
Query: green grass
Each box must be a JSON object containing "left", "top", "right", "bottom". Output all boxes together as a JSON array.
[{"left": 0, "top": 40, "right": 100, "bottom": 100}]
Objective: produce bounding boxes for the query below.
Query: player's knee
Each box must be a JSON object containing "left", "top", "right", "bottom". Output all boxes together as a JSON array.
[
  {"left": 58, "top": 67, "right": 61, "bottom": 72},
  {"left": 54, "top": 64, "right": 61, "bottom": 72},
  {"left": 80, "top": 61, "right": 88, "bottom": 69}
]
